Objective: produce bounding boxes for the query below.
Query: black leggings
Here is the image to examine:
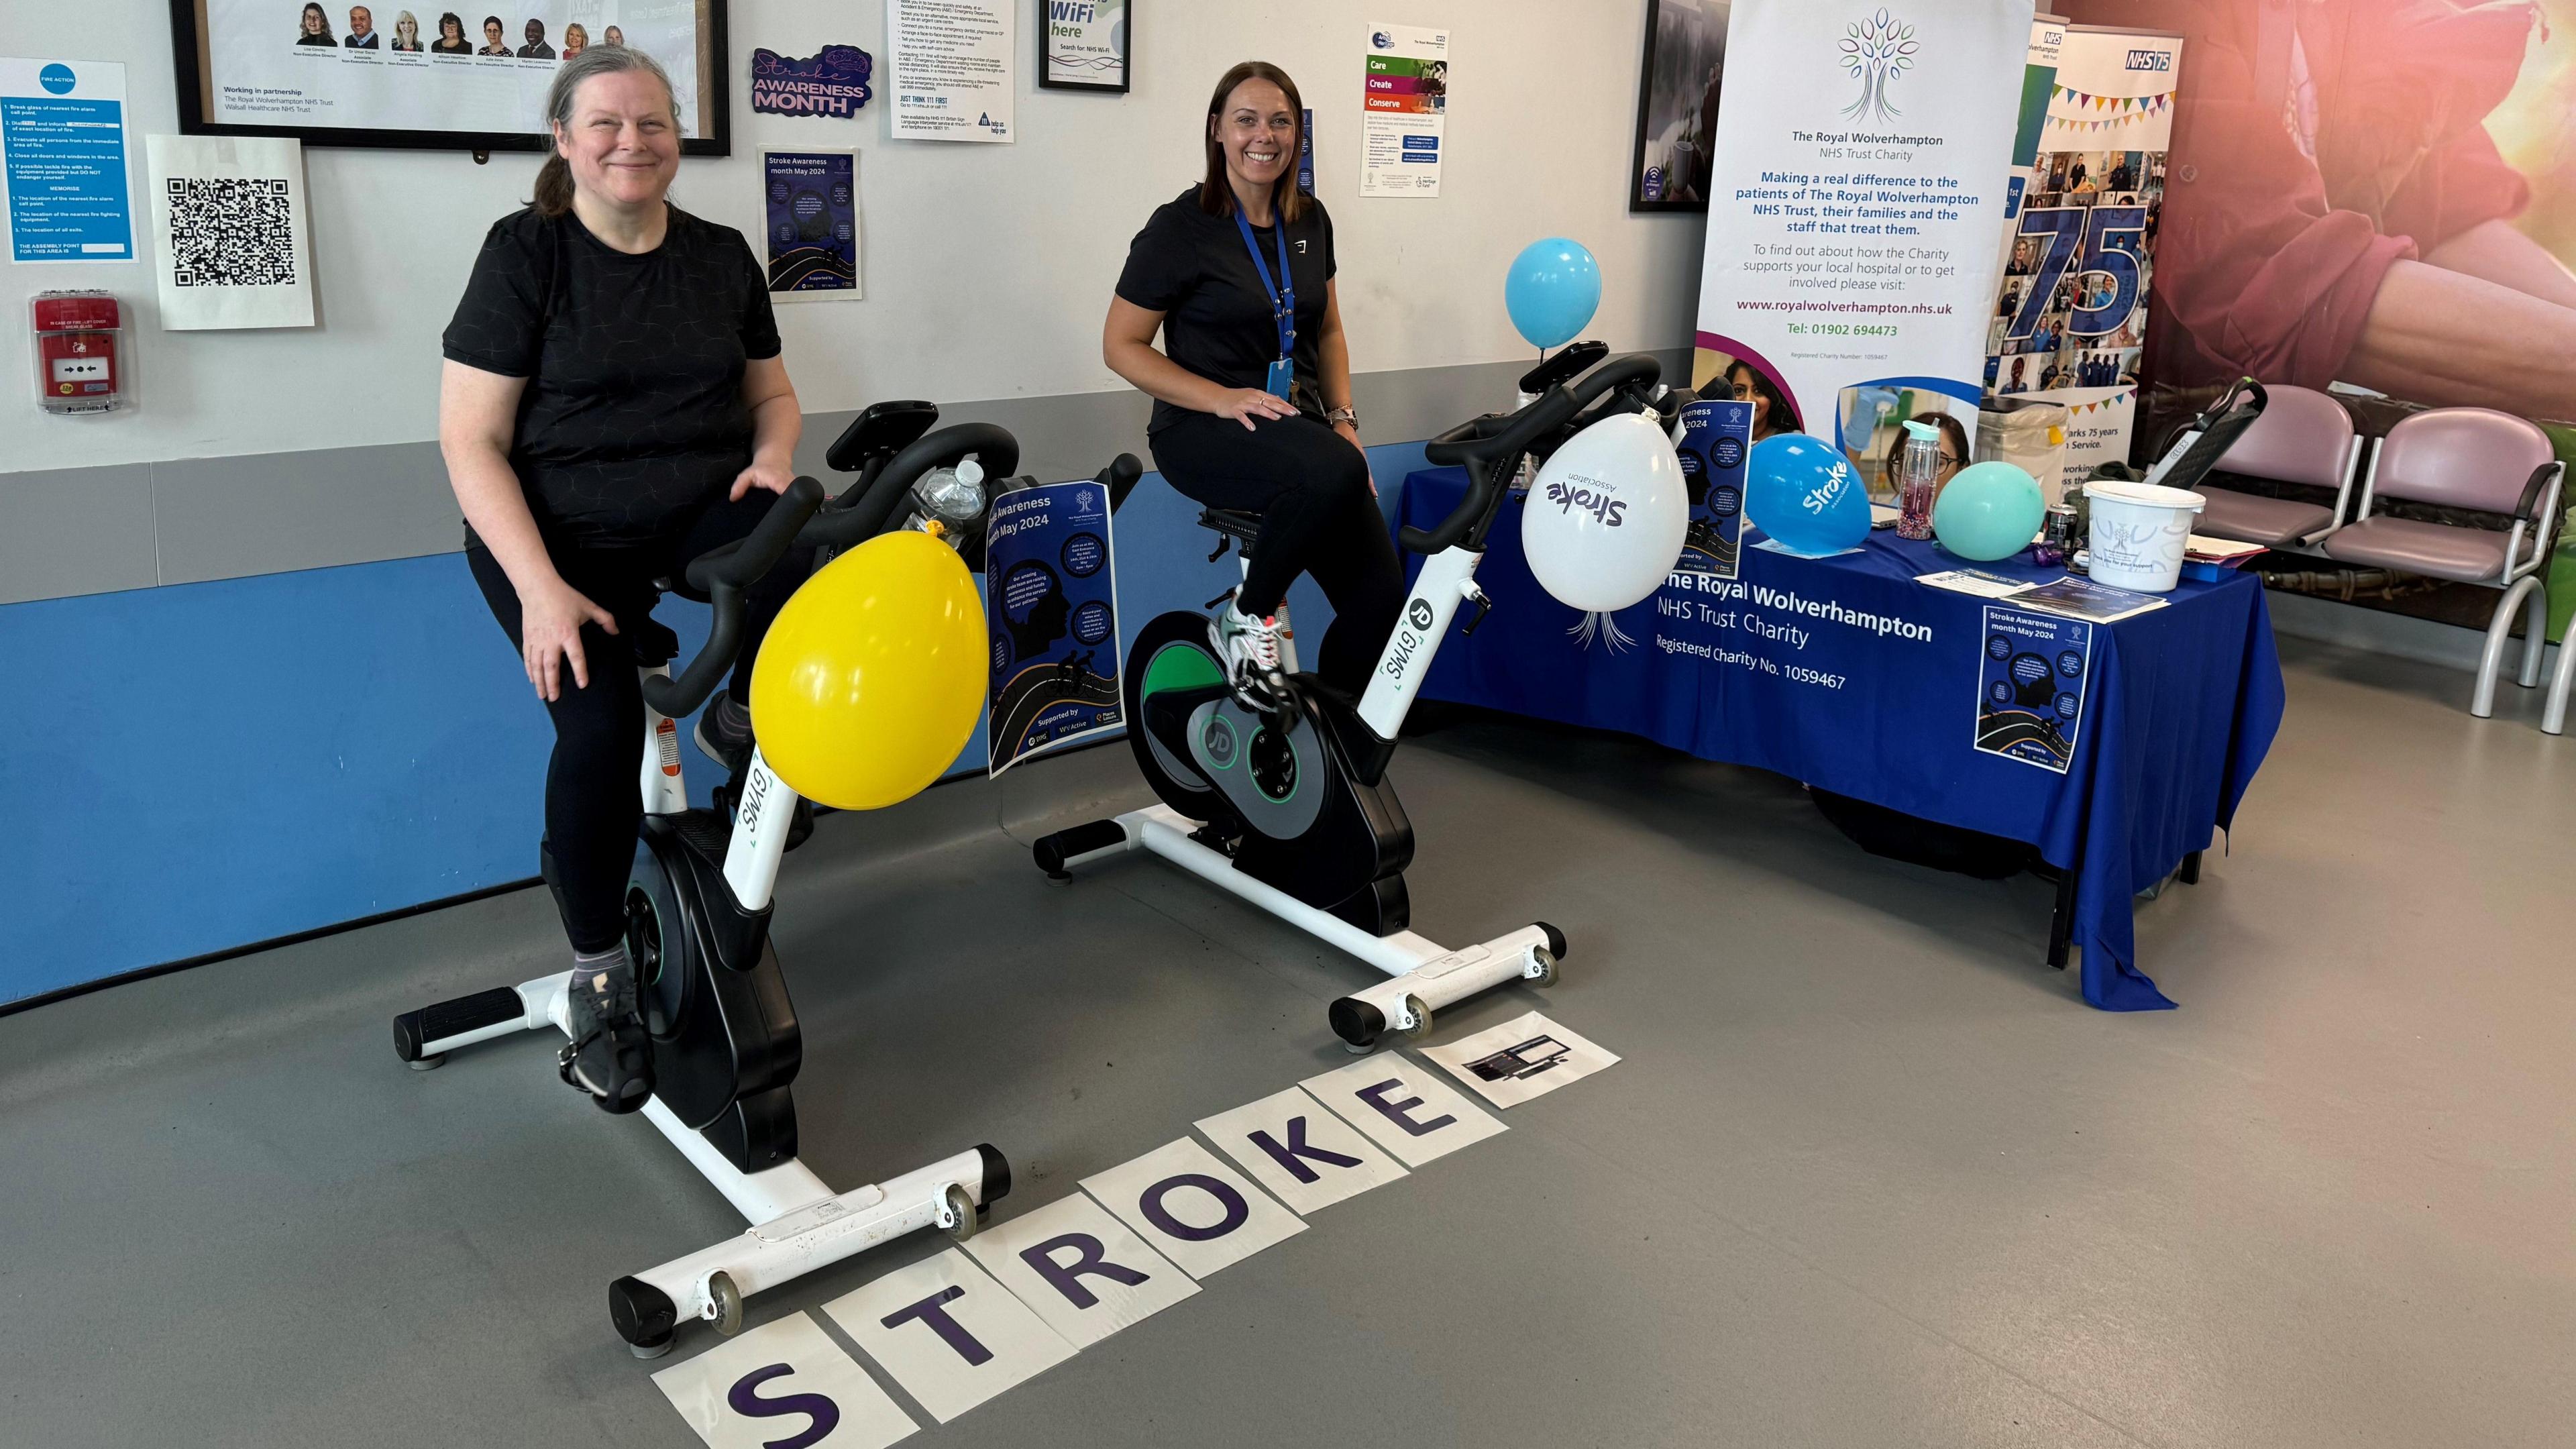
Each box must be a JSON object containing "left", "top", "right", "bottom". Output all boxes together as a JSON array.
[
  {"left": 1149, "top": 411, "right": 1405, "bottom": 696},
  {"left": 469, "top": 490, "right": 812, "bottom": 953}
]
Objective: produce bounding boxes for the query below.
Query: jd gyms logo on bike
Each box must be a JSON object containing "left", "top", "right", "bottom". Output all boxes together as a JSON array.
[{"left": 1385, "top": 598, "right": 1436, "bottom": 676}]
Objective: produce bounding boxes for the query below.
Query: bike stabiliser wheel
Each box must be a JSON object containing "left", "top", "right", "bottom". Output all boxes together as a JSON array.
[{"left": 1124, "top": 610, "right": 1233, "bottom": 822}]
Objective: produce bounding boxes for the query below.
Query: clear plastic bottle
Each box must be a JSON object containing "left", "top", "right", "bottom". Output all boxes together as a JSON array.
[
  {"left": 1894, "top": 418, "right": 1939, "bottom": 541},
  {"left": 911, "top": 458, "right": 987, "bottom": 537}
]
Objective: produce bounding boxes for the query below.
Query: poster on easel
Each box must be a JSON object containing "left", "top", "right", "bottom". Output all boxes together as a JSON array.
[
  {"left": 986, "top": 479, "right": 1122, "bottom": 775},
  {"left": 1673, "top": 398, "right": 1754, "bottom": 578},
  {"left": 1690, "top": 0, "right": 2034, "bottom": 486},
  {"left": 1982, "top": 23, "right": 2182, "bottom": 472}
]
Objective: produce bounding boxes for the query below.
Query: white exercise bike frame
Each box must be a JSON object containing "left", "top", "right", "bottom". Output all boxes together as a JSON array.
[
  {"left": 1046, "top": 541, "right": 1559, "bottom": 1050},
  {"left": 397, "top": 666, "right": 1000, "bottom": 1356}
]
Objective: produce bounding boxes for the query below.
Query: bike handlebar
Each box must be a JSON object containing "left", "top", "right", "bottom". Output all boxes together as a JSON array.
[
  {"left": 1405, "top": 352, "right": 1662, "bottom": 555},
  {"left": 643, "top": 474, "right": 828, "bottom": 718},
  {"left": 809, "top": 422, "right": 1022, "bottom": 550}
]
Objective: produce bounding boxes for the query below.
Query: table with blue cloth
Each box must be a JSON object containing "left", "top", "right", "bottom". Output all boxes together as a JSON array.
[{"left": 1399, "top": 467, "right": 2286, "bottom": 1010}]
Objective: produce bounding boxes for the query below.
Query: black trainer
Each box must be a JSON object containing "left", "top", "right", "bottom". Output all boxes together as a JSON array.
[
  {"left": 559, "top": 957, "right": 655, "bottom": 1114},
  {"left": 693, "top": 688, "right": 755, "bottom": 778}
]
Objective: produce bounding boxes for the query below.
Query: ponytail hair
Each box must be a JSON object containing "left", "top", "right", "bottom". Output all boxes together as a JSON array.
[{"left": 531, "top": 42, "right": 678, "bottom": 218}]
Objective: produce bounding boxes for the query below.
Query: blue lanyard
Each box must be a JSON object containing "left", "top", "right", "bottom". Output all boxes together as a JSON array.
[{"left": 1232, "top": 206, "right": 1295, "bottom": 361}]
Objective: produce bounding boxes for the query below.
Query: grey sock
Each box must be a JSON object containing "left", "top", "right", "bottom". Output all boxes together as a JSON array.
[{"left": 571, "top": 941, "right": 631, "bottom": 996}]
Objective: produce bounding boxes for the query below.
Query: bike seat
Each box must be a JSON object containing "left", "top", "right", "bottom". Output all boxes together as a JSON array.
[{"left": 1199, "top": 508, "right": 1263, "bottom": 543}]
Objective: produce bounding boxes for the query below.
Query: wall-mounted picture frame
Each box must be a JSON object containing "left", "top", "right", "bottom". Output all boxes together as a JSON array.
[
  {"left": 167, "top": 0, "right": 732, "bottom": 156},
  {"left": 1037, "top": 0, "right": 1129, "bottom": 93},
  {"left": 1629, "top": 0, "right": 1728, "bottom": 213}
]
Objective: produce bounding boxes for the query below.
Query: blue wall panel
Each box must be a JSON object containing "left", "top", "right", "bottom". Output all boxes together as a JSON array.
[{"left": 0, "top": 443, "right": 1428, "bottom": 1004}]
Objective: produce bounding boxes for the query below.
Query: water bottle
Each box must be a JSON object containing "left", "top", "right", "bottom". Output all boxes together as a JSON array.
[
  {"left": 911, "top": 459, "right": 986, "bottom": 538},
  {"left": 1895, "top": 418, "right": 1939, "bottom": 541}
]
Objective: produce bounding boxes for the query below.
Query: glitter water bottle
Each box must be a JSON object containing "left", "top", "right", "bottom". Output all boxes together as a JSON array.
[{"left": 1894, "top": 419, "right": 1939, "bottom": 541}]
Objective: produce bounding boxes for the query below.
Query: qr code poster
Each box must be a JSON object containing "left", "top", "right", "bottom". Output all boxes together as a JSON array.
[
  {"left": 1974, "top": 604, "right": 2092, "bottom": 774},
  {"left": 145, "top": 134, "right": 314, "bottom": 331}
]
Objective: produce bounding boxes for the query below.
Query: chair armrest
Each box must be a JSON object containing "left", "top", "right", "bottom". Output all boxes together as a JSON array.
[{"left": 2512, "top": 461, "right": 2563, "bottom": 524}]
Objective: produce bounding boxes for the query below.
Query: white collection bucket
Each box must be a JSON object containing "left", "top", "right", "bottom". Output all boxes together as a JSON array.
[{"left": 2083, "top": 480, "right": 2206, "bottom": 593}]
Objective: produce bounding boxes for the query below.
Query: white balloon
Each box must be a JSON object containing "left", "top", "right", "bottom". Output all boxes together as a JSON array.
[{"left": 1522, "top": 410, "right": 1689, "bottom": 612}]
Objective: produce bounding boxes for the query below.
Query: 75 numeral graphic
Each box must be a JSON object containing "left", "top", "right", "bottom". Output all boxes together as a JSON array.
[{"left": 2007, "top": 204, "right": 2148, "bottom": 343}]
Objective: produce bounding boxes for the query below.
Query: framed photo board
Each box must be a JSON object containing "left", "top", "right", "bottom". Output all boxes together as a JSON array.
[
  {"left": 1037, "top": 0, "right": 1128, "bottom": 93},
  {"left": 1629, "top": 0, "right": 1727, "bottom": 212},
  {"left": 166, "top": 0, "right": 732, "bottom": 155}
]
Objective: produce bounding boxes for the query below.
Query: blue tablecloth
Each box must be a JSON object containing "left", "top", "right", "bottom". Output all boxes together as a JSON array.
[{"left": 1401, "top": 466, "right": 2286, "bottom": 1010}]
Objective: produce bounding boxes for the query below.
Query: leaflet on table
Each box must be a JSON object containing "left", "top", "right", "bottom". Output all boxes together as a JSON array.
[
  {"left": 1359, "top": 24, "right": 1446, "bottom": 197},
  {"left": 1691, "top": 0, "right": 2033, "bottom": 488},
  {"left": 761, "top": 150, "right": 860, "bottom": 301},
  {"left": 887, "top": 0, "right": 1014, "bottom": 142},
  {"left": 191, "top": 1, "right": 708, "bottom": 138},
  {"left": 1, "top": 58, "right": 133, "bottom": 264},
  {"left": 1673, "top": 398, "right": 1753, "bottom": 580},
  {"left": 1916, "top": 568, "right": 2034, "bottom": 599},
  {"left": 987, "top": 480, "right": 1122, "bottom": 776},
  {"left": 2183, "top": 534, "right": 2265, "bottom": 565},
  {"left": 2014, "top": 574, "right": 2165, "bottom": 623},
  {"left": 1975, "top": 604, "right": 2091, "bottom": 773}
]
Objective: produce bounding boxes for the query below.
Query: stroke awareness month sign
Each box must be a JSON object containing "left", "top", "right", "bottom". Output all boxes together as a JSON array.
[{"left": 1693, "top": 1, "right": 2033, "bottom": 468}]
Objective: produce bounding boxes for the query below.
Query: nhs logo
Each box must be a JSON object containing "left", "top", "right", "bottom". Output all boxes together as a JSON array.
[{"left": 2125, "top": 49, "right": 2172, "bottom": 71}]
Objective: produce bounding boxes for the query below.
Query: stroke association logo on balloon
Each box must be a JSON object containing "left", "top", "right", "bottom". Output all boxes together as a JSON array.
[
  {"left": 1523, "top": 411, "right": 1688, "bottom": 613},
  {"left": 1745, "top": 431, "right": 1870, "bottom": 557}
]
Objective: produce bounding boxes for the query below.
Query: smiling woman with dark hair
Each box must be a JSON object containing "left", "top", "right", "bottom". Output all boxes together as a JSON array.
[
  {"left": 477, "top": 14, "right": 508, "bottom": 54},
  {"left": 1102, "top": 60, "right": 1397, "bottom": 708},
  {"left": 430, "top": 10, "right": 471, "bottom": 52},
  {"left": 296, "top": 3, "right": 337, "bottom": 44}
]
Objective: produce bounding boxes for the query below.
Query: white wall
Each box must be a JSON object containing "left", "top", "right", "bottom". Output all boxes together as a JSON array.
[{"left": 3, "top": 1, "right": 1707, "bottom": 474}]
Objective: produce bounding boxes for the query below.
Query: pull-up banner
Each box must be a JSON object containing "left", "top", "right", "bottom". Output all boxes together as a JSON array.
[{"left": 1692, "top": 0, "right": 2033, "bottom": 480}]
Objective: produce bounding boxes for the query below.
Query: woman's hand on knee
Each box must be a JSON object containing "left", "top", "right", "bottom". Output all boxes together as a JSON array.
[
  {"left": 521, "top": 577, "right": 619, "bottom": 701},
  {"left": 1213, "top": 388, "right": 1300, "bottom": 431}
]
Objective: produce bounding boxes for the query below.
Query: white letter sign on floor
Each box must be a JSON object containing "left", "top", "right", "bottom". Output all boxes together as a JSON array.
[
  {"left": 1080, "top": 1137, "right": 1306, "bottom": 1279},
  {"left": 960, "top": 1191, "right": 1201, "bottom": 1349},
  {"left": 1419, "top": 1011, "right": 1621, "bottom": 1108},
  {"left": 1195, "top": 1086, "right": 1409, "bottom": 1215},
  {"left": 820, "top": 1248, "right": 1075, "bottom": 1424},
  {"left": 1302, "top": 1055, "right": 1504, "bottom": 1167},
  {"left": 651, "top": 1313, "right": 918, "bottom": 1449}
]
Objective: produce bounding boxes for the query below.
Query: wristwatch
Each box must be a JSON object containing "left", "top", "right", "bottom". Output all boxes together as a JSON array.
[{"left": 1326, "top": 405, "right": 1358, "bottom": 428}]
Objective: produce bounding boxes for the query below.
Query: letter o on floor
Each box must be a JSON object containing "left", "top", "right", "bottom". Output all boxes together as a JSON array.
[{"left": 1138, "top": 1173, "right": 1249, "bottom": 1242}]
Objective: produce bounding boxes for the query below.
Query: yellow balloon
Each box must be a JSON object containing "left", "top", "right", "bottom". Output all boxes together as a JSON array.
[{"left": 750, "top": 530, "right": 987, "bottom": 810}]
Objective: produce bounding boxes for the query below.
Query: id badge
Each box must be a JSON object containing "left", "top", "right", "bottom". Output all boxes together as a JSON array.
[{"left": 1265, "top": 358, "right": 1293, "bottom": 400}]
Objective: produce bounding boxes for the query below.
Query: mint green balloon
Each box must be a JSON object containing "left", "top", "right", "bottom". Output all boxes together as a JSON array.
[{"left": 1931, "top": 460, "right": 2046, "bottom": 561}]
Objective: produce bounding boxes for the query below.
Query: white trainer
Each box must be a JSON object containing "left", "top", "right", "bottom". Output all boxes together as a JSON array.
[{"left": 1211, "top": 602, "right": 1288, "bottom": 710}]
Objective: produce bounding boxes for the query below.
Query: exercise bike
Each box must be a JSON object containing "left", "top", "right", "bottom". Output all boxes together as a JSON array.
[
  {"left": 392, "top": 411, "right": 1025, "bottom": 1358},
  {"left": 1033, "top": 354, "right": 1671, "bottom": 1051}
]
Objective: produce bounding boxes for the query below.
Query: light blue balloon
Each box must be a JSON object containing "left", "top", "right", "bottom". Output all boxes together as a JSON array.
[
  {"left": 1932, "top": 460, "right": 2047, "bottom": 561},
  {"left": 1745, "top": 431, "right": 1870, "bottom": 557},
  {"left": 1504, "top": 237, "right": 1603, "bottom": 350}
]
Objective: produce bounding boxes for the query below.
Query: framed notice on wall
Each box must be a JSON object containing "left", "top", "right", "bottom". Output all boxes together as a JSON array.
[
  {"left": 1038, "top": 0, "right": 1128, "bottom": 93},
  {"left": 1629, "top": 0, "right": 1727, "bottom": 212},
  {"left": 165, "top": 0, "right": 732, "bottom": 155}
]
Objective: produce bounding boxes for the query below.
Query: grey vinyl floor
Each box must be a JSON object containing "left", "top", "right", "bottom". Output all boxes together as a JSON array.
[{"left": 3, "top": 635, "right": 2569, "bottom": 1449}]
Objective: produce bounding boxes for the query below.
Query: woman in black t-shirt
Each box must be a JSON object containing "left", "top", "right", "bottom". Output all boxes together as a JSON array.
[
  {"left": 1106, "top": 61, "right": 1400, "bottom": 706},
  {"left": 441, "top": 44, "right": 805, "bottom": 1112}
]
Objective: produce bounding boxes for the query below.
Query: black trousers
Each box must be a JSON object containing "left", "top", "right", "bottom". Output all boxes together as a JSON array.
[
  {"left": 469, "top": 490, "right": 812, "bottom": 952},
  {"left": 1148, "top": 411, "right": 1405, "bottom": 696}
]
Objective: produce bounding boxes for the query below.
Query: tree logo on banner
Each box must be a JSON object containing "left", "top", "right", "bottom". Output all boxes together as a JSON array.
[{"left": 1838, "top": 9, "right": 1919, "bottom": 123}]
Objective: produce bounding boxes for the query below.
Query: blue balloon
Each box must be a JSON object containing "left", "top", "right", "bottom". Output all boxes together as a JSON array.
[
  {"left": 1745, "top": 431, "right": 1872, "bottom": 557},
  {"left": 1505, "top": 237, "right": 1603, "bottom": 350},
  {"left": 1931, "top": 460, "right": 2046, "bottom": 561}
]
